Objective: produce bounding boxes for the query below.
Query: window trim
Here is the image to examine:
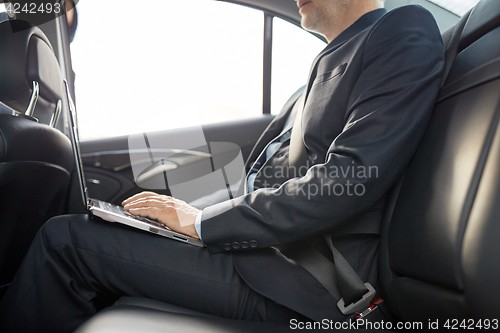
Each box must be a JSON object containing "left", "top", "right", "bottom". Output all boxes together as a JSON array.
[{"left": 263, "top": 12, "right": 273, "bottom": 114}]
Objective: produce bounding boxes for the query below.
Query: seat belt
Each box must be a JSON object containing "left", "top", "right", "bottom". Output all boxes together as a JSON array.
[
  {"left": 278, "top": 237, "right": 375, "bottom": 315},
  {"left": 282, "top": 8, "right": 473, "bottom": 316},
  {"left": 288, "top": 93, "right": 307, "bottom": 178},
  {"left": 284, "top": 92, "right": 375, "bottom": 315}
]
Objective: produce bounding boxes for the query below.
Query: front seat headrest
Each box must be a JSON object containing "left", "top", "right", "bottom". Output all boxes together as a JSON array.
[{"left": 0, "top": 19, "right": 63, "bottom": 118}]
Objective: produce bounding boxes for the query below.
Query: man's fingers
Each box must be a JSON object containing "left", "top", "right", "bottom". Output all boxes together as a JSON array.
[
  {"left": 121, "top": 191, "right": 161, "bottom": 206},
  {"left": 124, "top": 195, "right": 200, "bottom": 238},
  {"left": 124, "top": 197, "right": 175, "bottom": 210},
  {"left": 121, "top": 191, "right": 159, "bottom": 205},
  {"left": 121, "top": 193, "right": 198, "bottom": 237},
  {"left": 127, "top": 206, "right": 180, "bottom": 228},
  {"left": 127, "top": 206, "right": 164, "bottom": 221}
]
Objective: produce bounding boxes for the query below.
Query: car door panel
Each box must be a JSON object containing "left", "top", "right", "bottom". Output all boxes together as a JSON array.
[{"left": 79, "top": 116, "right": 273, "bottom": 204}]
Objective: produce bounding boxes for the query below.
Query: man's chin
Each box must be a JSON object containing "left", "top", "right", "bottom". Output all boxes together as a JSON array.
[
  {"left": 300, "top": 13, "right": 323, "bottom": 33},
  {"left": 301, "top": 20, "right": 319, "bottom": 35},
  {"left": 300, "top": 18, "right": 312, "bottom": 32}
]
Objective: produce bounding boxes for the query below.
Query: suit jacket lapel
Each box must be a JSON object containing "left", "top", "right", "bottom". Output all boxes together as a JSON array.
[{"left": 305, "top": 8, "right": 388, "bottom": 99}]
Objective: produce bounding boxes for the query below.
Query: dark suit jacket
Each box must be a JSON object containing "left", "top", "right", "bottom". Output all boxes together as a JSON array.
[{"left": 201, "top": 6, "right": 444, "bottom": 321}]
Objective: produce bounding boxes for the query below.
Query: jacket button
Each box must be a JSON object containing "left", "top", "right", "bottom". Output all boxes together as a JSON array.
[
  {"left": 232, "top": 242, "right": 240, "bottom": 249},
  {"left": 241, "top": 241, "right": 249, "bottom": 249},
  {"left": 249, "top": 240, "right": 258, "bottom": 248},
  {"left": 223, "top": 243, "right": 232, "bottom": 251}
]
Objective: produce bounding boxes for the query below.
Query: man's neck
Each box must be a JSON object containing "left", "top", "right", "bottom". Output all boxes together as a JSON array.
[{"left": 324, "top": 2, "right": 384, "bottom": 43}]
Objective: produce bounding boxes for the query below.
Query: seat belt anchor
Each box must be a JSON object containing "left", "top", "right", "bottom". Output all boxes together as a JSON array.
[{"left": 337, "top": 282, "right": 376, "bottom": 315}]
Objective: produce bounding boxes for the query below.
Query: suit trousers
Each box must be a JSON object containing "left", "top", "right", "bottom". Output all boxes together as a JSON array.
[{"left": 0, "top": 215, "right": 302, "bottom": 333}]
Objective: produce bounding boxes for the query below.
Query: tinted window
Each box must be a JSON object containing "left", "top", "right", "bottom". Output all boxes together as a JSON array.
[{"left": 71, "top": 0, "right": 263, "bottom": 140}]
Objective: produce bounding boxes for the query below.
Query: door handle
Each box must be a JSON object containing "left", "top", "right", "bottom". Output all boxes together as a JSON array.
[{"left": 135, "top": 159, "right": 178, "bottom": 184}]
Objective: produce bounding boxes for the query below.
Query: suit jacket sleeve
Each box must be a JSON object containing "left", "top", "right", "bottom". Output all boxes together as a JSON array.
[{"left": 200, "top": 6, "right": 445, "bottom": 254}]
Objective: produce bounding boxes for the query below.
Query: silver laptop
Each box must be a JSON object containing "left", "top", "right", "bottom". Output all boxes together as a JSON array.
[{"left": 64, "top": 80, "right": 204, "bottom": 247}]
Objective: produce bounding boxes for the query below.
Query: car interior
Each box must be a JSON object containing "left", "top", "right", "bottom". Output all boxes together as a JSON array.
[{"left": 1, "top": 0, "right": 499, "bottom": 331}]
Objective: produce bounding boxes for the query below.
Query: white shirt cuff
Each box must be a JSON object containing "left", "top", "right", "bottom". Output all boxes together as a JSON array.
[{"left": 194, "top": 210, "right": 203, "bottom": 242}]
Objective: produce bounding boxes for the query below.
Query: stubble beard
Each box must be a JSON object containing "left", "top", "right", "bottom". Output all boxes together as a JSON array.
[{"left": 301, "top": 0, "right": 351, "bottom": 38}]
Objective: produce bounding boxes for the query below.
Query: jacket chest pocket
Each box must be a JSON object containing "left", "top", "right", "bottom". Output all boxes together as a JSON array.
[
  {"left": 303, "top": 63, "right": 349, "bottom": 147},
  {"left": 306, "top": 62, "right": 348, "bottom": 116},
  {"left": 312, "top": 62, "right": 347, "bottom": 87}
]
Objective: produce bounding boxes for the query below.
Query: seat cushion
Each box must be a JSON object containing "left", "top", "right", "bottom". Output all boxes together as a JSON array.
[
  {"left": 75, "top": 306, "right": 291, "bottom": 333},
  {"left": 114, "top": 297, "right": 212, "bottom": 318},
  {"left": 75, "top": 304, "right": 394, "bottom": 333}
]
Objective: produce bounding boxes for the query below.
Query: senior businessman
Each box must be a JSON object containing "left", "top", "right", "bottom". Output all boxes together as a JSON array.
[{"left": 0, "top": 0, "right": 444, "bottom": 332}]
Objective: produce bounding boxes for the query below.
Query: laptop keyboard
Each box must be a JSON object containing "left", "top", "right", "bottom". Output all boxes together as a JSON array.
[{"left": 91, "top": 199, "right": 169, "bottom": 230}]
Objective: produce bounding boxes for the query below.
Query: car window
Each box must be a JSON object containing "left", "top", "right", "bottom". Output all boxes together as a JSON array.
[
  {"left": 71, "top": 0, "right": 264, "bottom": 140},
  {"left": 271, "top": 17, "right": 326, "bottom": 115},
  {"left": 0, "top": 3, "right": 9, "bottom": 20},
  {"left": 428, "top": 0, "right": 480, "bottom": 16}
]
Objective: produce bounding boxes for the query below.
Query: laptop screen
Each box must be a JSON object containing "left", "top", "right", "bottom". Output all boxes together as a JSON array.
[{"left": 63, "top": 80, "right": 89, "bottom": 209}]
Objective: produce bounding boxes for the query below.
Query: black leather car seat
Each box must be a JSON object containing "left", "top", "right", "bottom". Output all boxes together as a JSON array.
[
  {"left": 378, "top": 0, "right": 500, "bottom": 323},
  {"left": 76, "top": 0, "right": 500, "bottom": 331},
  {"left": 0, "top": 19, "right": 73, "bottom": 286}
]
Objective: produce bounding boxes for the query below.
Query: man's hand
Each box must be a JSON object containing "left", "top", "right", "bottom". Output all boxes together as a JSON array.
[{"left": 122, "top": 191, "right": 201, "bottom": 240}]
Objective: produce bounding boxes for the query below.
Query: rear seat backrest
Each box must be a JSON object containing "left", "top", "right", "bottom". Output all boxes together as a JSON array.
[
  {"left": 380, "top": 0, "right": 500, "bottom": 322},
  {"left": 0, "top": 19, "right": 73, "bottom": 286}
]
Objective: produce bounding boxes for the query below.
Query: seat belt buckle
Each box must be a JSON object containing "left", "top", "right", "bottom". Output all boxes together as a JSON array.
[
  {"left": 355, "top": 298, "right": 384, "bottom": 319},
  {"left": 337, "top": 282, "right": 376, "bottom": 315}
]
